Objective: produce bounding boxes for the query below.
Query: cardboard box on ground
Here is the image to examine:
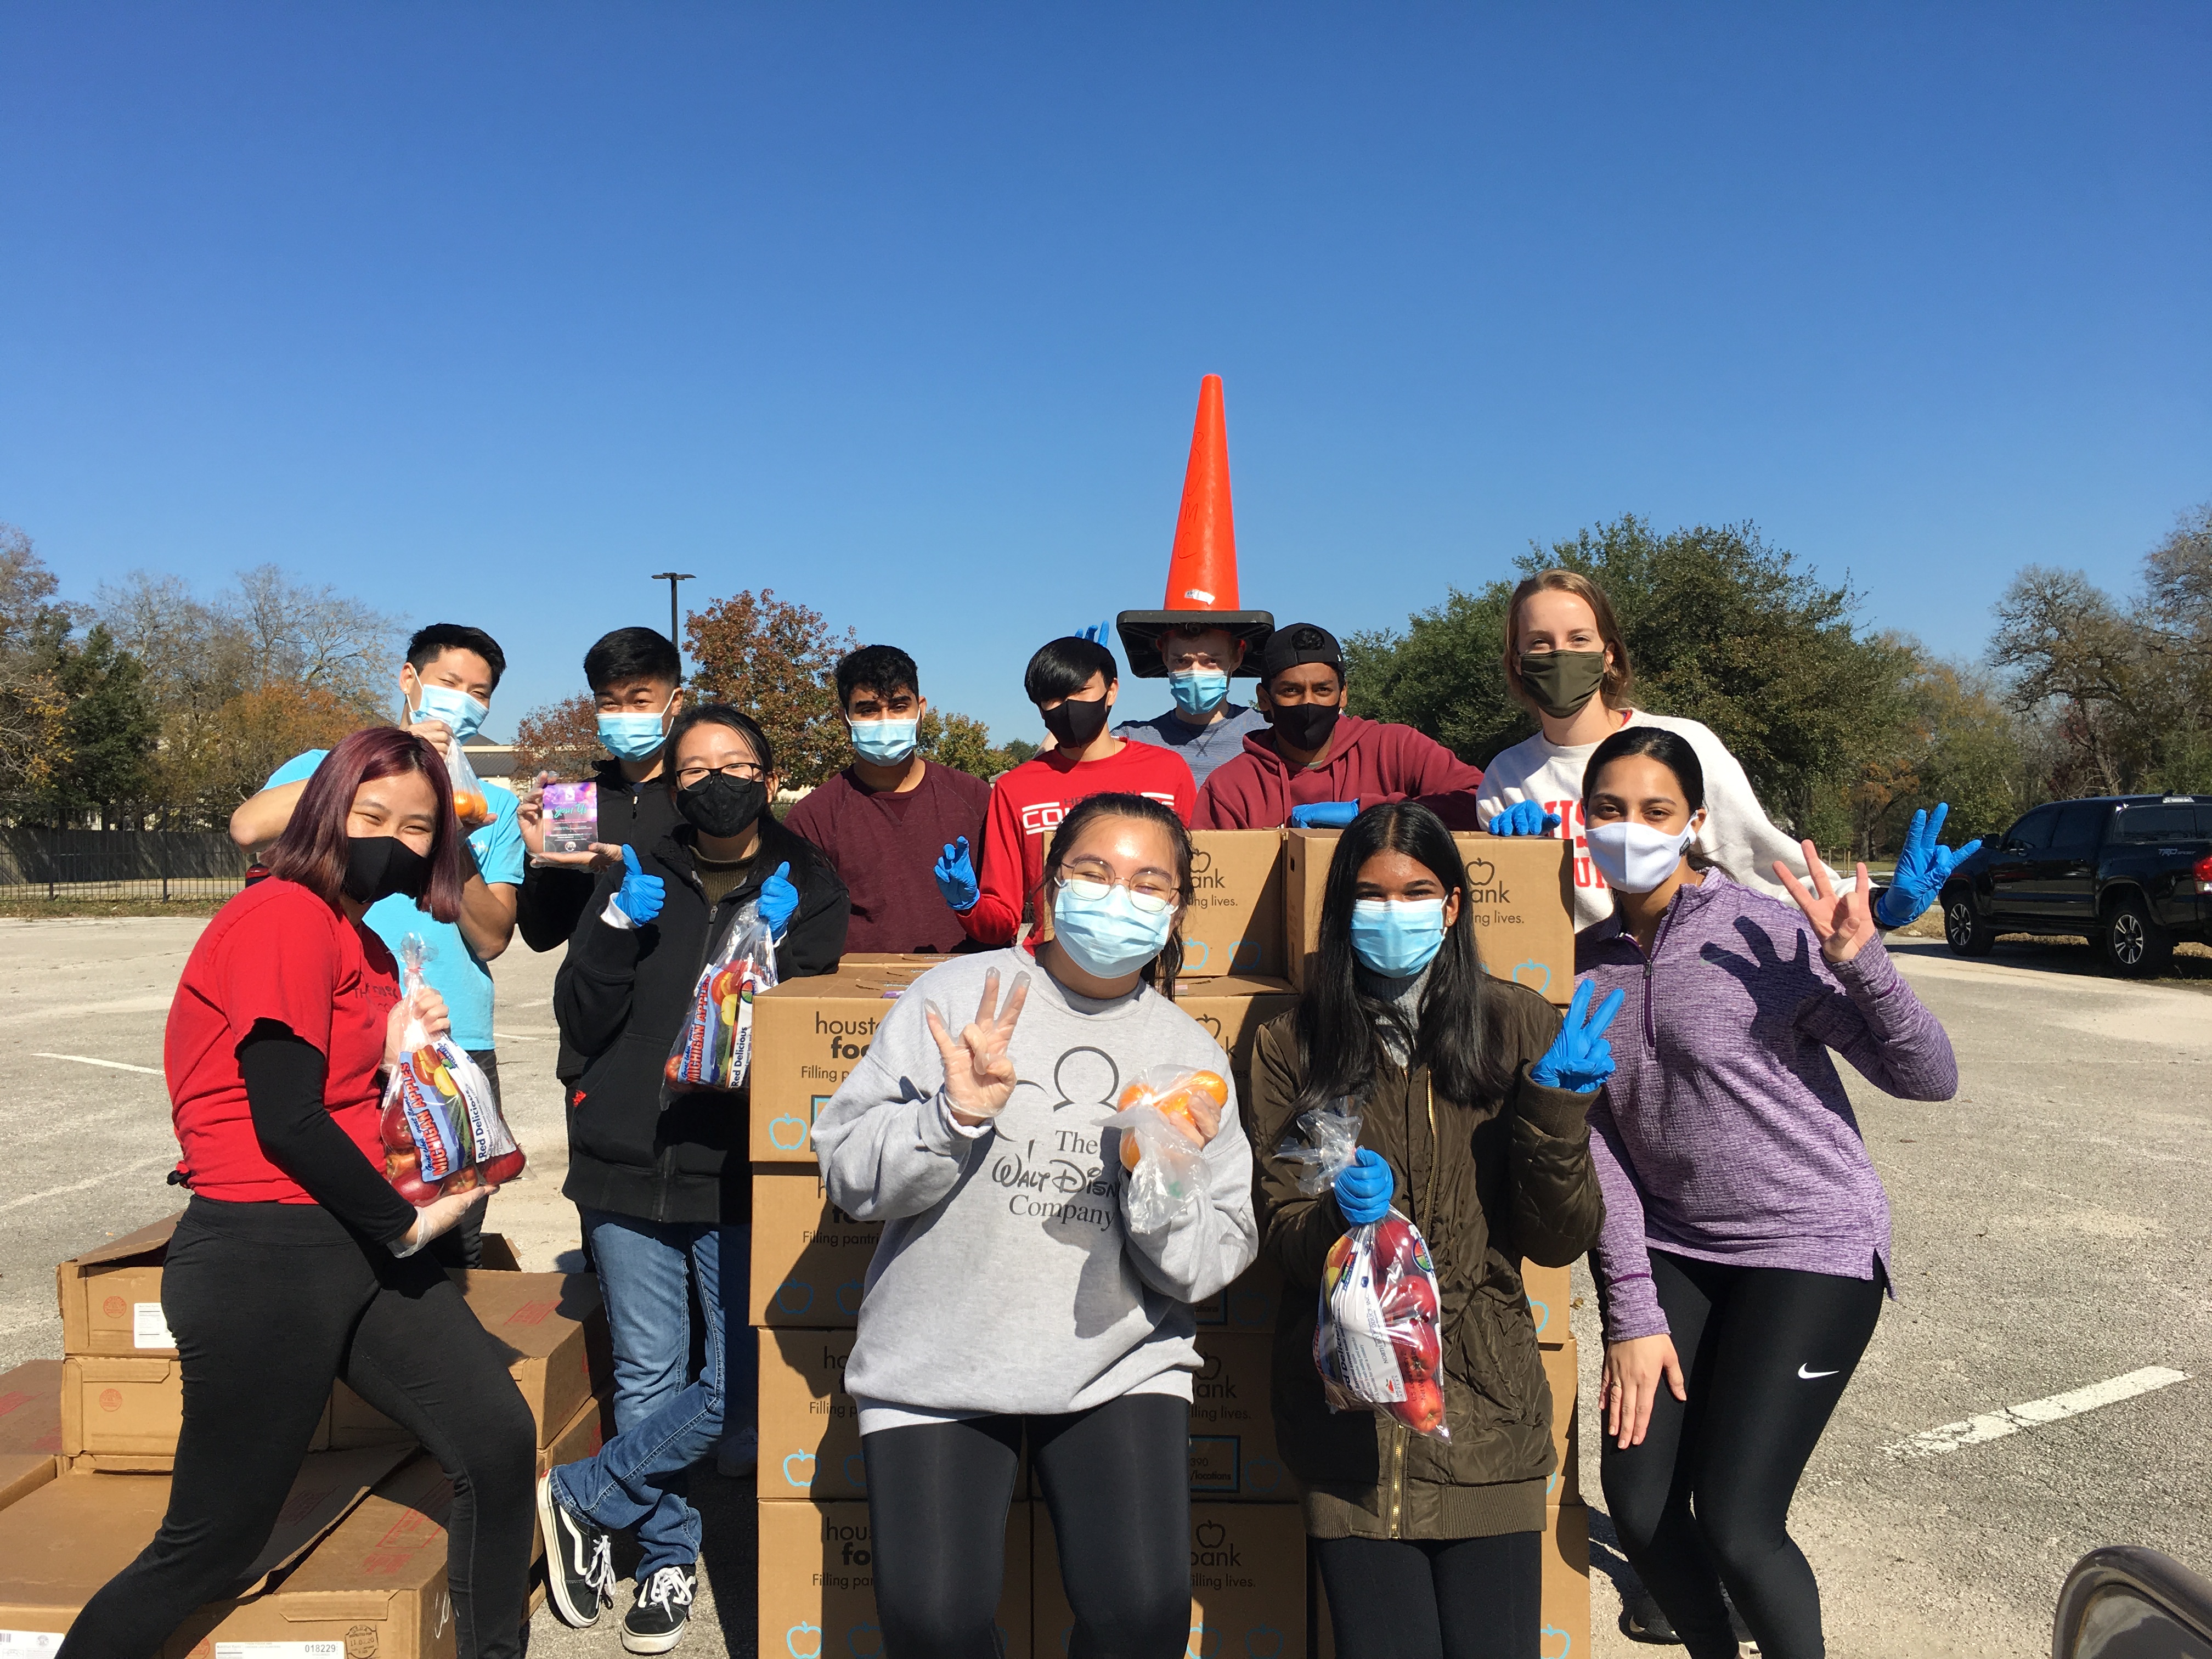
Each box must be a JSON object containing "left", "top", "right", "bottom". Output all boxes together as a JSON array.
[
  {"left": 1283, "top": 830, "right": 1575, "bottom": 1003},
  {"left": 758, "top": 1499, "right": 1031, "bottom": 1659},
  {"left": 1034, "top": 1503, "right": 1304, "bottom": 1659},
  {"left": 750, "top": 1166, "right": 1286, "bottom": 1331}
]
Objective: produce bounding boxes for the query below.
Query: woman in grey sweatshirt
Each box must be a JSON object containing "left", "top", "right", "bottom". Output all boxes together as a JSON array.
[{"left": 812, "top": 792, "right": 1257, "bottom": 1659}]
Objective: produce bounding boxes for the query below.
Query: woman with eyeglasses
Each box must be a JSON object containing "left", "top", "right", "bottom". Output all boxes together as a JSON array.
[
  {"left": 814, "top": 792, "right": 1259, "bottom": 1659},
  {"left": 538, "top": 704, "right": 849, "bottom": 1651}
]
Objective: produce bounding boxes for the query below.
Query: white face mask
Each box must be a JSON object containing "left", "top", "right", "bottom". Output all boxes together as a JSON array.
[{"left": 1585, "top": 820, "right": 1697, "bottom": 894}]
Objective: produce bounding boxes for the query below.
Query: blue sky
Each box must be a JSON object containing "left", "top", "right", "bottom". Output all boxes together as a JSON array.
[{"left": 3, "top": 4, "right": 2206, "bottom": 743}]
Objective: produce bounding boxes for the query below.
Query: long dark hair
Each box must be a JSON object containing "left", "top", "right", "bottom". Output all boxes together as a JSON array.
[
  {"left": 1292, "top": 802, "right": 1511, "bottom": 1112},
  {"left": 1038, "top": 792, "right": 1194, "bottom": 996},
  {"left": 266, "top": 726, "right": 466, "bottom": 922}
]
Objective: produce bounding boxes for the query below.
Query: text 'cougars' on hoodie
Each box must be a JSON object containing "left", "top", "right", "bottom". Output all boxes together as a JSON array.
[
  {"left": 810, "top": 947, "right": 1259, "bottom": 1418},
  {"left": 1192, "top": 713, "right": 1485, "bottom": 829}
]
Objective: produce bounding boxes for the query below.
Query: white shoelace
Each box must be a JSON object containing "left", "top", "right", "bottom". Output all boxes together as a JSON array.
[
  {"left": 583, "top": 1534, "right": 617, "bottom": 1605},
  {"left": 640, "top": 1566, "right": 695, "bottom": 1614}
]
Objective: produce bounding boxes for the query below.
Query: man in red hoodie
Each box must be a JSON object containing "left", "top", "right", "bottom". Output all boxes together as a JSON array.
[
  {"left": 1192, "top": 622, "right": 1485, "bottom": 829},
  {"left": 934, "top": 635, "right": 1197, "bottom": 945}
]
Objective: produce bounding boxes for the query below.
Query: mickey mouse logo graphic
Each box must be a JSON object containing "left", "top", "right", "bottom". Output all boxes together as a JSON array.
[{"left": 1049, "top": 1046, "right": 1121, "bottom": 1114}]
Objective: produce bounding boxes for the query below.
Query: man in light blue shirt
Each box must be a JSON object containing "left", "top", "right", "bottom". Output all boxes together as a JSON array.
[{"left": 229, "top": 623, "right": 523, "bottom": 1265}]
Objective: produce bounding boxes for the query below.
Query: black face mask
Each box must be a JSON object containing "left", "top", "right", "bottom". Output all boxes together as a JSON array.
[
  {"left": 342, "top": 834, "right": 432, "bottom": 905},
  {"left": 679, "top": 772, "right": 768, "bottom": 838},
  {"left": 1269, "top": 701, "right": 1341, "bottom": 753},
  {"left": 1041, "top": 695, "right": 1110, "bottom": 750}
]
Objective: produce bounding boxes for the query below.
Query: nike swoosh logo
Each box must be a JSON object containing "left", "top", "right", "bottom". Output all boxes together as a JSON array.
[{"left": 1798, "top": 1365, "right": 1839, "bottom": 1380}]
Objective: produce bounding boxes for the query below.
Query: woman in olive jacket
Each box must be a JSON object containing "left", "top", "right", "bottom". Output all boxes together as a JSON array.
[{"left": 1252, "top": 802, "right": 1614, "bottom": 1659}]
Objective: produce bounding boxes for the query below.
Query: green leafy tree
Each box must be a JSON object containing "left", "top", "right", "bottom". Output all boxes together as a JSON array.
[{"left": 36, "top": 624, "right": 160, "bottom": 825}]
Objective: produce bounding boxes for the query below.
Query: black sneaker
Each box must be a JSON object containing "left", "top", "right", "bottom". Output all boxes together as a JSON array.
[
  {"left": 537, "top": 1472, "right": 614, "bottom": 1628},
  {"left": 622, "top": 1565, "right": 698, "bottom": 1655}
]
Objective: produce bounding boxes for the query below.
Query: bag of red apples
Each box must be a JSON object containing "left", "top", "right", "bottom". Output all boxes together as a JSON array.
[
  {"left": 1281, "top": 1106, "right": 1451, "bottom": 1442},
  {"left": 380, "top": 934, "right": 525, "bottom": 1204}
]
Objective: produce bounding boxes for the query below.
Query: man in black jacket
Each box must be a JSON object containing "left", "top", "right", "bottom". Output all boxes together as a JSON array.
[{"left": 535, "top": 704, "right": 849, "bottom": 1651}]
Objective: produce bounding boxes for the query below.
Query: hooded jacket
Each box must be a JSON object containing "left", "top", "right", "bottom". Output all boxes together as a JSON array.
[
  {"left": 1250, "top": 980, "right": 1603, "bottom": 1541},
  {"left": 554, "top": 815, "right": 849, "bottom": 1225},
  {"left": 1192, "top": 715, "right": 1485, "bottom": 830}
]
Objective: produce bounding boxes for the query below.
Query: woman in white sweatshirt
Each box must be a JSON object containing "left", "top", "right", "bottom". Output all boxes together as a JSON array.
[
  {"left": 1473, "top": 569, "right": 1839, "bottom": 929},
  {"left": 812, "top": 791, "right": 1259, "bottom": 1659}
]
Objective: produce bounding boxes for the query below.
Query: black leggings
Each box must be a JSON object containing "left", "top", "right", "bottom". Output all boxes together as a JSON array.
[
  {"left": 59, "top": 1198, "right": 539, "bottom": 1659},
  {"left": 1316, "top": 1531, "right": 1542, "bottom": 1659},
  {"left": 1599, "top": 1249, "right": 1883, "bottom": 1659},
  {"left": 862, "top": 1393, "right": 1191, "bottom": 1659}
]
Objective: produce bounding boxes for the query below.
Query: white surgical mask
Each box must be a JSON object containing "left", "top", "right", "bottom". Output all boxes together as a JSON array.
[{"left": 1585, "top": 820, "right": 1697, "bottom": 894}]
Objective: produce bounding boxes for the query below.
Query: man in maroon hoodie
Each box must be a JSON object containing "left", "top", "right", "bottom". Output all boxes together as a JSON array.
[{"left": 1192, "top": 622, "right": 1486, "bottom": 829}]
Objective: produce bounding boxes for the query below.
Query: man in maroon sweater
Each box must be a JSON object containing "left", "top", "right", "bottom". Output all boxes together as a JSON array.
[
  {"left": 1193, "top": 622, "right": 1486, "bottom": 830},
  {"left": 785, "top": 645, "right": 990, "bottom": 954}
]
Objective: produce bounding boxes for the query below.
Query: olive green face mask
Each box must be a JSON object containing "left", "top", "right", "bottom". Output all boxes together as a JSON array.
[{"left": 1517, "top": 650, "right": 1609, "bottom": 719}]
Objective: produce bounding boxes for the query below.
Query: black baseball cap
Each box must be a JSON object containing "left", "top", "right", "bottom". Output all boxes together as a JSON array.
[{"left": 1258, "top": 622, "right": 1342, "bottom": 680}]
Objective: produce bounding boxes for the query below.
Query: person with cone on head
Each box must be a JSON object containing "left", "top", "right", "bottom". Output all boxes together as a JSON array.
[{"left": 1192, "top": 623, "right": 1487, "bottom": 830}]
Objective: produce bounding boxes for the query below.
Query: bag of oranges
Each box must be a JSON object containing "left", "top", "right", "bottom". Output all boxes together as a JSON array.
[
  {"left": 442, "top": 736, "right": 495, "bottom": 830},
  {"left": 1106, "top": 1066, "right": 1227, "bottom": 1231},
  {"left": 1280, "top": 1105, "right": 1451, "bottom": 1441}
]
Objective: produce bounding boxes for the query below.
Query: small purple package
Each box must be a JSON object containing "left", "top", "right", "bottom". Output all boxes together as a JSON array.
[{"left": 540, "top": 782, "right": 599, "bottom": 856}]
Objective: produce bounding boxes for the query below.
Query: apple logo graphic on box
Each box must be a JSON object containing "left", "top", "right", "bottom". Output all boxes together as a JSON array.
[
  {"left": 786, "top": 1624, "right": 822, "bottom": 1659},
  {"left": 847, "top": 1622, "right": 883, "bottom": 1658},
  {"left": 1511, "top": 960, "right": 1552, "bottom": 995},
  {"left": 1243, "top": 1457, "right": 1283, "bottom": 1495},
  {"left": 1229, "top": 1290, "right": 1269, "bottom": 1327},
  {"left": 775, "top": 1280, "right": 814, "bottom": 1316},
  {"left": 1195, "top": 1521, "right": 1226, "bottom": 1548},
  {"left": 1528, "top": 1299, "right": 1549, "bottom": 1336},
  {"left": 844, "top": 1453, "right": 868, "bottom": 1489},
  {"left": 836, "top": 1280, "right": 865, "bottom": 1316},
  {"left": 1465, "top": 856, "right": 1496, "bottom": 890},
  {"left": 1184, "top": 939, "right": 1212, "bottom": 970},
  {"left": 782, "top": 1451, "right": 815, "bottom": 1488},
  {"left": 1245, "top": 1625, "right": 1283, "bottom": 1659},
  {"left": 768, "top": 1114, "right": 811, "bottom": 1152},
  {"left": 1540, "top": 1624, "right": 1572, "bottom": 1657},
  {"left": 1187, "top": 1623, "right": 1222, "bottom": 1659},
  {"left": 1059, "top": 1625, "right": 1074, "bottom": 1655}
]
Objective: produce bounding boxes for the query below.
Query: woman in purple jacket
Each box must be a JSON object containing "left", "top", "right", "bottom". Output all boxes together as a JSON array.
[{"left": 1572, "top": 726, "right": 1958, "bottom": 1659}]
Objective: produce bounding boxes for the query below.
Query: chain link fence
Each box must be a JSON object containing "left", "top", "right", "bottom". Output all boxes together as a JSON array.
[{"left": 0, "top": 829, "right": 250, "bottom": 902}]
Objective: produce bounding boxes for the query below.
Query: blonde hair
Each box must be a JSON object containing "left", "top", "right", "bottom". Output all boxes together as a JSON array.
[{"left": 1503, "top": 570, "right": 1634, "bottom": 714}]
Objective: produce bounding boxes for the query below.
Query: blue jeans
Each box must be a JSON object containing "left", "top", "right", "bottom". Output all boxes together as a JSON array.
[{"left": 550, "top": 1210, "right": 756, "bottom": 1578}]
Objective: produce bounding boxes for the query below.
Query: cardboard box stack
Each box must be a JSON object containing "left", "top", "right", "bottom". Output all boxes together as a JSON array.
[{"left": 2, "top": 1220, "right": 614, "bottom": 1649}]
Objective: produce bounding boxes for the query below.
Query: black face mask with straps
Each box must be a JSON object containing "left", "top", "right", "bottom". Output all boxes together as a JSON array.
[
  {"left": 1041, "top": 695, "right": 1110, "bottom": 749},
  {"left": 342, "top": 835, "right": 432, "bottom": 904},
  {"left": 1269, "top": 701, "right": 1340, "bottom": 753},
  {"left": 678, "top": 772, "right": 768, "bottom": 838}
]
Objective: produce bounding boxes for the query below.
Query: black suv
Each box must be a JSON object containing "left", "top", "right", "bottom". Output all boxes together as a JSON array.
[{"left": 1942, "top": 795, "right": 2212, "bottom": 975}]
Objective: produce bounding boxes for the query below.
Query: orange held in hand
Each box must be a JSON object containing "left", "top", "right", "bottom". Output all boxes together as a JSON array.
[
  {"left": 1116, "top": 1069, "right": 1228, "bottom": 1168},
  {"left": 452, "top": 789, "right": 489, "bottom": 825}
]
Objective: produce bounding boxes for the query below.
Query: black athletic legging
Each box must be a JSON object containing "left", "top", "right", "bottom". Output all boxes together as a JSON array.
[
  {"left": 1316, "top": 1532, "right": 1542, "bottom": 1659},
  {"left": 59, "top": 1197, "right": 539, "bottom": 1659},
  {"left": 863, "top": 1393, "right": 1192, "bottom": 1659},
  {"left": 1600, "top": 1249, "right": 1884, "bottom": 1659}
]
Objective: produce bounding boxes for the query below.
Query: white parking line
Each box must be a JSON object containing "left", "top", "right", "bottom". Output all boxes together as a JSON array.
[
  {"left": 32, "top": 1052, "right": 162, "bottom": 1076},
  {"left": 1886, "top": 1366, "right": 2192, "bottom": 1458}
]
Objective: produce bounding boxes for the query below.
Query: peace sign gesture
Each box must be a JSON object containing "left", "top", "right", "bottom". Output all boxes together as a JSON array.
[
  {"left": 925, "top": 968, "right": 1032, "bottom": 1126},
  {"left": 1774, "top": 839, "right": 1877, "bottom": 964}
]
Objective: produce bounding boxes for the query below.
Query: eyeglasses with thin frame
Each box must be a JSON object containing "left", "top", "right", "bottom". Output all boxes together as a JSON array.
[
  {"left": 675, "top": 759, "right": 766, "bottom": 787},
  {"left": 1055, "top": 859, "right": 1179, "bottom": 915}
]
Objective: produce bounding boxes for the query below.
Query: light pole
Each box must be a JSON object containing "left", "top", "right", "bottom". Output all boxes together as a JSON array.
[{"left": 651, "top": 572, "right": 696, "bottom": 664}]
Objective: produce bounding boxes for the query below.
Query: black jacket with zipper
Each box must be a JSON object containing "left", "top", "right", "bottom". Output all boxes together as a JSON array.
[
  {"left": 1250, "top": 981, "right": 1604, "bottom": 1541},
  {"left": 554, "top": 815, "right": 849, "bottom": 1226}
]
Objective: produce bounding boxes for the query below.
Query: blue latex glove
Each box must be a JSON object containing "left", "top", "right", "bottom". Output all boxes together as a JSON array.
[
  {"left": 1334, "top": 1148, "right": 1394, "bottom": 1226},
  {"left": 1488, "top": 800, "right": 1562, "bottom": 837},
  {"left": 614, "top": 844, "right": 665, "bottom": 926},
  {"left": 1289, "top": 800, "right": 1360, "bottom": 829},
  {"left": 758, "top": 861, "right": 798, "bottom": 939},
  {"left": 933, "top": 836, "right": 980, "bottom": 912},
  {"left": 1874, "top": 803, "right": 1982, "bottom": 929},
  {"left": 1077, "top": 618, "right": 1111, "bottom": 645},
  {"left": 1530, "top": 979, "right": 1628, "bottom": 1093}
]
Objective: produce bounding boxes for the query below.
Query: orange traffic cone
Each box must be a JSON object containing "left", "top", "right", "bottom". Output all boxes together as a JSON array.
[{"left": 1116, "top": 375, "right": 1274, "bottom": 678}]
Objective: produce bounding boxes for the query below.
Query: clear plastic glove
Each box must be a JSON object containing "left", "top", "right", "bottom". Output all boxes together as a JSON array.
[
  {"left": 758, "top": 861, "right": 798, "bottom": 939},
  {"left": 1874, "top": 803, "right": 1981, "bottom": 929},
  {"left": 614, "top": 844, "right": 665, "bottom": 925},
  {"left": 1488, "top": 800, "right": 1562, "bottom": 837},
  {"left": 1289, "top": 800, "right": 1360, "bottom": 829},
  {"left": 392, "top": 1183, "right": 493, "bottom": 1258},
  {"left": 1077, "top": 618, "right": 1111, "bottom": 645},
  {"left": 1333, "top": 1148, "right": 1394, "bottom": 1225},
  {"left": 1529, "top": 979, "right": 1627, "bottom": 1093},
  {"left": 933, "top": 836, "right": 980, "bottom": 912}
]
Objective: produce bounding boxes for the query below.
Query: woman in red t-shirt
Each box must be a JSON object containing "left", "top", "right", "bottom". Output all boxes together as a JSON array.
[{"left": 63, "top": 727, "right": 538, "bottom": 1659}]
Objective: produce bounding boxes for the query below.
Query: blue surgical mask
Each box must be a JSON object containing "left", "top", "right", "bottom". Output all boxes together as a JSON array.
[
  {"left": 1168, "top": 669, "right": 1231, "bottom": 719},
  {"left": 410, "top": 682, "right": 488, "bottom": 743},
  {"left": 1350, "top": 899, "right": 1448, "bottom": 978},
  {"left": 1051, "top": 883, "right": 1175, "bottom": 980},
  {"left": 598, "top": 695, "right": 677, "bottom": 761},
  {"left": 850, "top": 718, "right": 919, "bottom": 765}
]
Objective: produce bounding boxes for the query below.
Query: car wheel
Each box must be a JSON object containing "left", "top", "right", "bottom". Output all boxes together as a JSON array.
[
  {"left": 1943, "top": 889, "right": 1995, "bottom": 957},
  {"left": 2101, "top": 893, "right": 2174, "bottom": 978}
]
